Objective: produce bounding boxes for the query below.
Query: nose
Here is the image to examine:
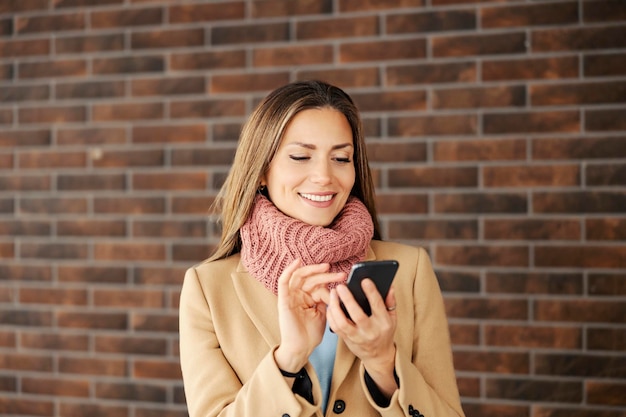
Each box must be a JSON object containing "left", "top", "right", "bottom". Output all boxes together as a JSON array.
[{"left": 310, "top": 159, "right": 332, "bottom": 185}]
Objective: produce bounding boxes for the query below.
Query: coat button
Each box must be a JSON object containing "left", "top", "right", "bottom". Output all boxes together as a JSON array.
[
  {"left": 332, "top": 399, "right": 346, "bottom": 414},
  {"left": 282, "top": 414, "right": 290, "bottom": 417}
]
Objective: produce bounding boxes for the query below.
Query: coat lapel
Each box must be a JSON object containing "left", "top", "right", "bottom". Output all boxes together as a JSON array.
[{"left": 231, "top": 260, "right": 280, "bottom": 348}]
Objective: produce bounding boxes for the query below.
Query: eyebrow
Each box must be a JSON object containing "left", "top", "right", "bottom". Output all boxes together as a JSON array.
[{"left": 287, "top": 142, "right": 353, "bottom": 150}]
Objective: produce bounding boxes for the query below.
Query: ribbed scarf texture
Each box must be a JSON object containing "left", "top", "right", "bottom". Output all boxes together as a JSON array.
[{"left": 240, "top": 194, "right": 374, "bottom": 295}]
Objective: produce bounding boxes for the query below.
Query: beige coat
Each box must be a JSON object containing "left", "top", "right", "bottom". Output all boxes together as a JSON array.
[{"left": 179, "top": 240, "right": 465, "bottom": 417}]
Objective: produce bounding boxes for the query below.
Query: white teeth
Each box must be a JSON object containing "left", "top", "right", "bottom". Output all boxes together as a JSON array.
[{"left": 300, "top": 193, "right": 333, "bottom": 202}]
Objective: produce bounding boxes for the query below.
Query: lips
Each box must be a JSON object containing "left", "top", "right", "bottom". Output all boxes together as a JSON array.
[{"left": 299, "top": 193, "right": 334, "bottom": 202}]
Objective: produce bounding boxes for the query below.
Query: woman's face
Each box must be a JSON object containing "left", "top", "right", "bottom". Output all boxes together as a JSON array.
[{"left": 262, "top": 107, "right": 356, "bottom": 227}]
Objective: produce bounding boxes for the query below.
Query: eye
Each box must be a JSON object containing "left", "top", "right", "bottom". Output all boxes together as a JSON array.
[
  {"left": 334, "top": 157, "right": 352, "bottom": 163},
  {"left": 289, "top": 155, "right": 309, "bottom": 161}
]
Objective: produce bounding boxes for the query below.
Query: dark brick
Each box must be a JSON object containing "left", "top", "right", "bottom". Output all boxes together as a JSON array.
[
  {"left": 587, "top": 163, "right": 626, "bottom": 186},
  {"left": 57, "top": 219, "right": 126, "bottom": 237},
  {"left": 253, "top": 45, "right": 333, "bottom": 68},
  {"left": 57, "top": 173, "right": 126, "bottom": 191},
  {"left": 54, "top": 0, "right": 122, "bottom": 7},
  {"left": 433, "top": 85, "right": 525, "bottom": 109},
  {"left": 169, "top": 2, "right": 245, "bottom": 22},
  {"left": 0, "top": 398, "right": 53, "bottom": 416},
  {"left": 94, "top": 197, "right": 166, "bottom": 214},
  {"left": 0, "top": 220, "right": 50, "bottom": 236},
  {"left": 484, "top": 165, "right": 579, "bottom": 187},
  {"left": 445, "top": 297, "right": 528, "bottom": 320},
  {"left": 486, "top": 272, "right": 583, "bottom": 295},
  {"left": 92, "top": 102, "right": 164, "bottom": 121},
  {"left": 485, "top": 218, "right": 581, "bottom": 240},
  {"left": 94, "top": 242, "right": 166, "bottom": 261},
  {"left": 0, "top": 309, "right": 52, "bottom": 326},
  {"left": 536, "top": 353, "right": 626, "bottom": 378},
  {"left": 93, "top": 56, "right": 164, "bottom": 75},
  {"left": 171, "top": 148, "right": 235, "bottom": 166},
  {"left": 19, "top": 105, "right": 86, "bottom": 124},
  {"left": 132, "top": 124, "right": 207, "bottom": 144},
  {"left": 16, "top": 12, "right": 85, "bottom": 34},
  {"left": 586, "top": 108, "right": 626, "bottom": 131},
  {"left": 435, "top": 192, "right": 527, "bottom": 214},
  {"left": 387, "top": 61, "right": 476, "bottom": 85},
  {"left": 485, "top": 325, "right": 581, "bottom": 349},
  {"left": 0, "top": 0, "right": 48, "bottom": 13},
  {"left": 211, "top": 72, "right": 290, "bottom": 93},
  {"left": 436, "top": 270, "right": 480, "bottom": 293},
  {"left": 584, "top": 52, "right": 626, "bottom": 77},
  {"left": 251, "top": 0, "right": 332, "bottom": 18},
  {"left": 388, "top": 219, "right": 477, "bottom": 240},
  {"left": 462, "top": 403, "right": 528, "bottom": 417},
  {"left": 340, "top": 0, "right": 423, "bottom": 12},
  {"left": 59, "top": 403, "right": 129, "bottom": 417},
  {"left": 587, "top": 327, "right": 626, "bottom": 351},
  {"left": 433, "top": 32, "right": 526, "bottom": 57},
  {"left": 436, "top": 245, "right": 529, "bottom": 267},
  {"left": 587, "top": 381, "right": 626, "bottom": 406},
  {"left": 55, "top": 33, "right": 124, "bottom": 54},
  {"left": 56, "top": 80, "right": 125, "bottom": 100},
  {"left": 531, "top": 81, "right": 626, "bottom": 106},
  {"left": 22, "top": 376, "right": 89, "bottom": 398},
  {"left": 170, "top": 99, "right": 245, "bottom": 118},
  {"left": 96, "top": 382, "right": 166, "bottom": 402},
  {"left": 387, "top": 9, "right": 476, "bottom": 34},
  {"left": 170, "top": 50, "right": 246, "bottom": 71},
  {"left": 0, "top": 85, "right": 49, "bottom": 102},
  {"left": 533, "top": 26, "right": 626, "bottom": 52},
  {"left": 297, "top": 67, "right": 380, "bottom": 88},
  {"left": 20, "top": 332, "right": 88, "bottom": 351},
  {"left": 454, "top": 350, "right": 529, "bottom": 374},
  {"left": 482, "top": 56, "right": 579, "bottom": 81},
  {"left": 533, "top": 191, "right": 626, "bottom": 213},
  {"left": 59, "top": 356, "right": 127, "bottom": 375},
  {"left": 389, "top": 166, "right": 477, "bottom": 188},
  {"left": 211, "top": 22, "right": 289, "bottom": 45},
  {"left": 0, "top": 38, "right": 49, "bottom": 58},
  {"left": 588, "top": 273, "right": 626, "bottom": 295},
  {"left": 434, "top": 138, "right": 526, "bottom": 161},
  {"left": 132, "top": 313, "right": 178, "bottom": 333},
  {"left": 57, "top": 127, "right": 126, "bottom": 146},
  {"left": 92, "top": 7, "right": 162, "bottom": 28},
  {"left": 484, "top": 110, "right": 579, "bottom": 134},
  {"left": 367, "top": 141, "right": 426, "bottom": 163},
  {"left": 481, "top": 2, "right": 578, "bottom": 28},
  {"left": 374, "top": 193, "right": 428, "bottom": 214},
  {"left": 487, "top": 378, "right": 582, "bottom": 403},
  {"left": 533, "top": 136, "right": 626, "bottom": 160},
  {"left": 353, "top": 90, "right": 426, "bottom": 112},
  {"left": 131, "top": 28, "right": 204, "bottom": 49},
  {"left": 131, "top": 76, "right": 205, "bottom": 96},
  {"left": 583, "top": 0, "right": 626, "bottom": 23},
  {"left": 21, "top": 242, "right": 88, "bottom": 260}
]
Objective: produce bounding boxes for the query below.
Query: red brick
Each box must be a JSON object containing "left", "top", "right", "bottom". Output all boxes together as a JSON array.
[
  {"left": 96, "top": 381, "right": 167, "bottom": 402},
  {"left": 57, "top": 311, "right": 128, "bottom": 330},
  {"left": 0, "top": 84, "right": 50, "bottom": 102},
  {"left": 388, "top": 219, "right": 477, "bottom": 240},
  {"left": 253, "top": 45, "right": 333, "bottom": 68},
  {"left": 587, "top": 162, "right": 626, "bottom": 186},
  {"left": 134, "top": 266, "right": 186, "bottom": 286},
  {"left": 481, "top": 2, "right": 578, "bottom": 28},
  {"left": 433, "top": 32, "right": 526, "bottom": 57},
  {"left": 0, "top": 398, "right": 53, "bottom": 417},
  {"left": 484, "top": 165, "right": 580, "bottom": 187},
  {"left": 0, "top": 0, "right": 48, "bottom": 13},
  {"left": 454, "top": 350, "right": 529, "bottom": 374},
  {"left": 57, "top": 173, "right": 126, "bottom": 191},
  {"left": 134, "top": 359, "right": 182, "bottom": 379},
  {"left": 172, "top": 243, "right": 212, "bottom": 262},
  {"left": 448, "top": 323, "right": 480, "bottom": 346},
  {"left": 95, "top": 335, "right": 167, "bottom": 355},
  {"left": 94, "top": 242, "right": 166, "bottom": 261},
  {"left": 94, "top": 289, "right": 164, "bottom": 308},
  {"left": 0, "top": 38, "right": 49, "bottom": 58},
  {"left": 169, "top": 2, "right": 244, "bottom": 22},
  {"left": 0, "top": 264, "right": 51, "bottom": 282},
  {"left": 296, "top": 67, "right": 380, "bottom": 88},
  {"left": 94, "top": 196, "right": 166, "bottom": 214},
  {"left": 438, "top": 245, "right": 529, "bottom": 267},
  {"left": 59, "top": 403, "right": 129, "bottom": 417},
  {"left": 533, "top": 191, "right": 626, "bottom": 213},
  {"left": 367, "top": 141, "right": 426, "bottom": 163},
  {"left": 389, "top": 114, "right": 477, "bottom": 136},
  {"left": 437, "top": 270, "right": 480, "bottom": 293},
  {"left": 0, "top": 175, "right": 51, "bottom": 192},
  {"left": 482, "top": 56, "right": 578, "bottom": 81},
  {"left": 21, "top": 242, "right": 88, "bottom": 260},
  {"left": 0, "top": 108, "right": 12, "bottom": 124},
  {"left": 211, "top": 72, "right": 290, "bottom": 93},
  {"left": 589, "top": 273, "right": 626, "bottom": 296},
  {"left": 587, "top": 327, "right": 626, "bottom": 351},
  {"left": 131, "top": 28, "right": 204, "bottom": 49},
  {"left": 170, "top": 99, "right": 245, "bottom": 118},
  {"left": 57, "top": 219, "right": 126, "bottom": 237},
  {"left": 18, "top": 150, "right": 86, "bottom": 169},
  {"left": 535, "top": 299, "right": 626, "bottom": 323},
  {"left": 433, "top": 85, "right": 525, "bottom": 109},
  {"left": 57, "top": 265, "right": 128, "bottom": 284},
  {"left": 57, "top": 127, "right": 127, "bottom": 145},
  {"left": 297, "top": 16, "right": 378, "bottom": 39},
  {"left": 20, "top": 332, "right": 89, "bottom": 351},
  {"left": 535, "top": 353, "right": 626, "bottom": 378},
  {"left": 16, "top": 12, "right": 85, "bottom": 34},
  {"left": 93, "top": 102, "right": 164, "bottom": 121},
  {"left": 92, "top": 7, "right": 162, "bottom": 28},
  {"left": 19, "top": 57, "right": 88, "bottom": 81},
  {"left": 0, "top": 129, "right": 48, "bottom": 147},
  {"left": 0, "top": 353, "right": 53, "bottom": 372},
  {"left": 20, "top": 287, "right": 87, "bottom": 306},
  {"left": 587, "top": 381, "right": 626, "bottom": 406},
  {"left": 484, "top": 110, "right": 579, "bottom": 134},
  {"left": 54, "top": 0, "right": 123, "bottom": 8},
  {"left": 59, "top": 356, "right": 127, "bottom": 375},
  {"left": 587, "top": 218, "right": 626, "bottom": 241},
  {"left": 536, "top": 245, "right": 626, "bottom": 268},
  {"left": 534, "top": 406, "right": 625, "bottom": 417},
  {"left": 340, "top": 38, "right": 427, "bottom": 62},
  {"left": 171, "top": 196, "right": 214, "bottom": 214},
  {"left": 533, "top": 136, "right": 626, "bottom": 160},
  {"left": 487, "top": 377, "right": 581, "bottom": 403},
  {"left": 22, "top": 376, "right": 89, "bottom": 397},
  {"left": 132, "top": 124, "right": 206, "bottom": 144},
  {"left": 463, "top": 403, "right": 528, "bottom": 417},
  {"left": 133, "top": 219, "right": 206, "bottom": 238},
  {"left": 92, "top": 149, "right": 164, "bottom": 168}
]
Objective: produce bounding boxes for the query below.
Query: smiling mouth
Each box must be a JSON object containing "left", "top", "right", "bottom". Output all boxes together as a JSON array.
[{"left": 299, "top": 193, "right": 334, "bottom": 202}]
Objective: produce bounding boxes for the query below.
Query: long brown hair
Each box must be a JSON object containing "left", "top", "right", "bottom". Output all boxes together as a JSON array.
[{"left": 208, "top": 80, "right": 381, "bottom": 262}]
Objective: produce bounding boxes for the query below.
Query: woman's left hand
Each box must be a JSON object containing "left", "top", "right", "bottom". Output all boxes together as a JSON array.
[{"left": 327, "top": 279, "right": 398, "bottom": 398}]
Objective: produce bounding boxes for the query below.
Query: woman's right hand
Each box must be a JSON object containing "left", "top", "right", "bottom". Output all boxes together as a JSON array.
[{"left": 273, "top": 259, "right": 345, "bottom": 373}]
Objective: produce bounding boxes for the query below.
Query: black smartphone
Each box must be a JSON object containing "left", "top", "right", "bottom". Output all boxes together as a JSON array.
[{"left": 342, "top": 260, "right": 399, "bottom": 317}]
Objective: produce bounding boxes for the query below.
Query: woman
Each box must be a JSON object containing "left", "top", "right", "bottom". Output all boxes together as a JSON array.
[{"left": 179, "top": 80, "right": 465, "bottom": 417}]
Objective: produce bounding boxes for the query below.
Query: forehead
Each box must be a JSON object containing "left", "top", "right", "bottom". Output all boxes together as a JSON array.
[{"left": 280, "top": 108, "right": 353, "bottom": 144}]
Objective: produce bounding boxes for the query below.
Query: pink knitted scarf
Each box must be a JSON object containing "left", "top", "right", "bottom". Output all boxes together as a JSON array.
[{"left": 240, "top": 194, "right": 374, "bottom": 295}]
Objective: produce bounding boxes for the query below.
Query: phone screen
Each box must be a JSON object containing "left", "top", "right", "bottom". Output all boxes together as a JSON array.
[{"left": 343, "top": 260, "right": 399, "bottom": 317}]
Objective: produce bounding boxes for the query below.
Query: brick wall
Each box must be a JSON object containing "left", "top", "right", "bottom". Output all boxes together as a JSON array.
[{"left": 1, "top": 0, "right": 625, "bottom": 416}]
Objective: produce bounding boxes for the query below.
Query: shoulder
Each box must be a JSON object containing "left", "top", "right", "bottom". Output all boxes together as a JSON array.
[
  {"left": 370, "top": 239, "right": 427, "bottom": 263},
  {"left": 185, "top": 253, "right": 242, "bottom": 287}
]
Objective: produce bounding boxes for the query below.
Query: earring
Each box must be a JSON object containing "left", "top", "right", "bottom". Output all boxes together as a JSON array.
[{"left": 258, "top": 184, "right": 266, "bottom": 192}]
